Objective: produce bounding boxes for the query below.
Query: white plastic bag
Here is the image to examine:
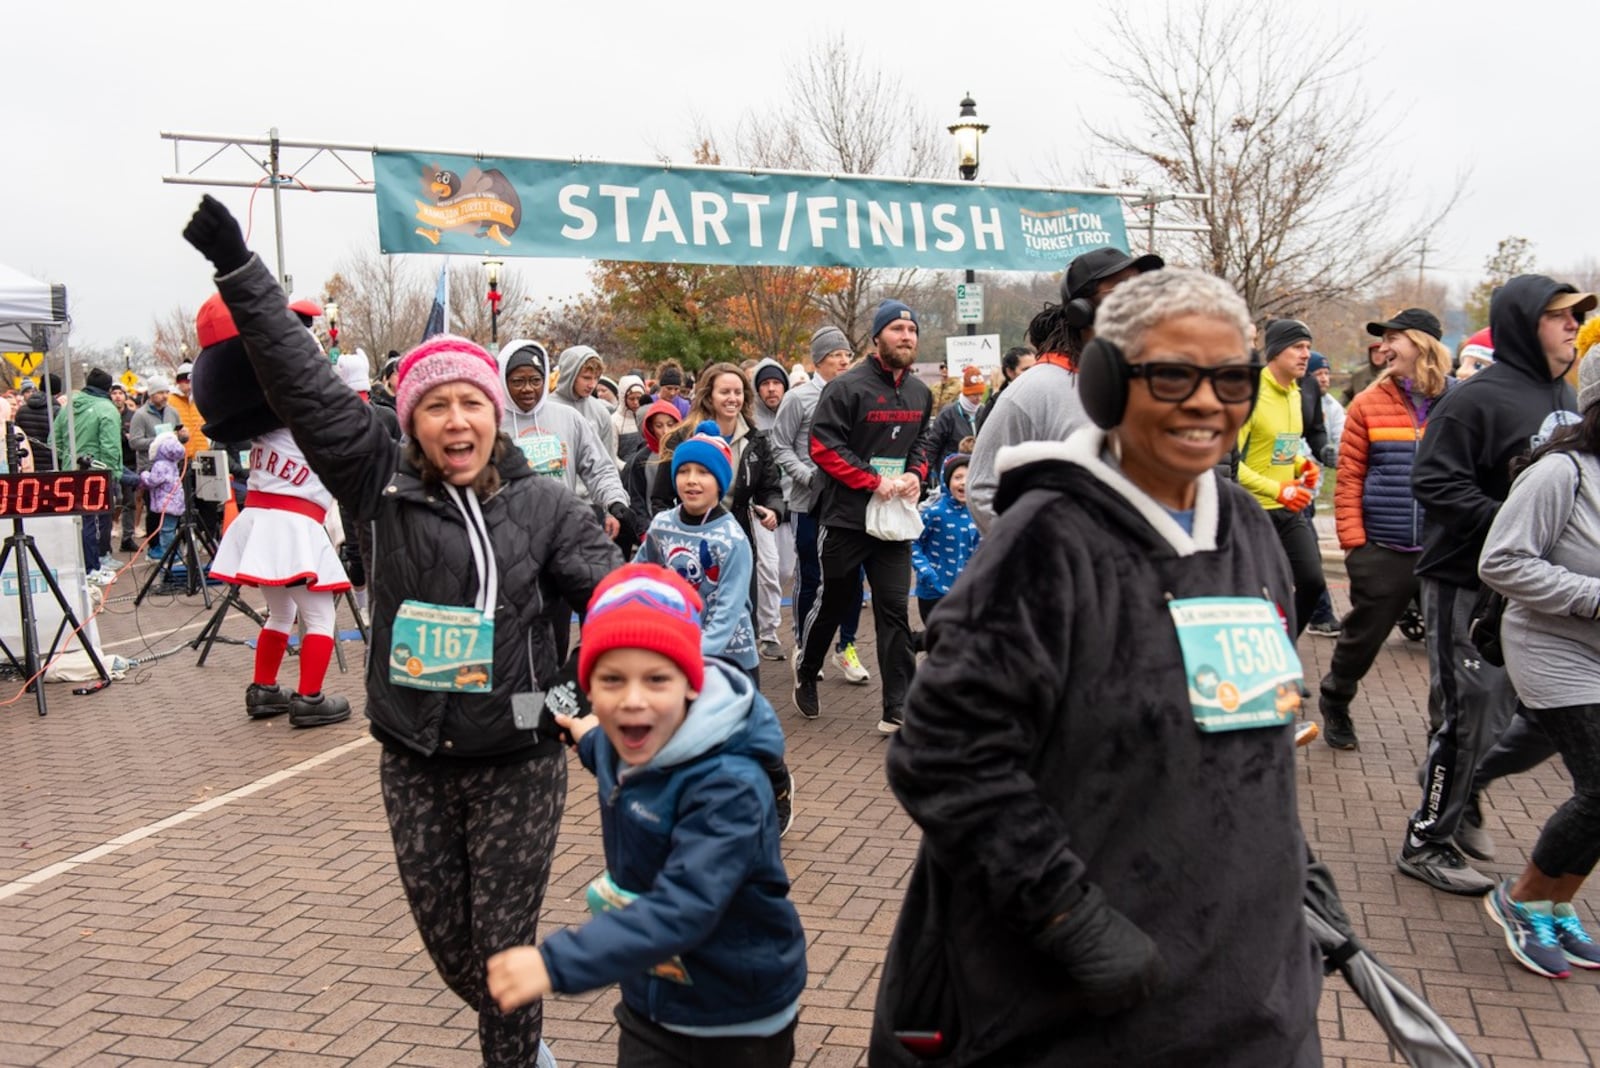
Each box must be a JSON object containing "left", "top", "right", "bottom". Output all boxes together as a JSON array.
[{"left": 866, "top": 495, "right": 924, "bottom": 542}]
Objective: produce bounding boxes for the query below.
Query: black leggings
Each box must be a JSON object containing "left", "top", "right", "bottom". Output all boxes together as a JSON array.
[{"left": 1528, "top": 705, "right": 1600, "bottom": 880}]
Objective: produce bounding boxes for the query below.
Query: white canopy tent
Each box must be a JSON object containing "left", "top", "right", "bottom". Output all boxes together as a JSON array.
[{"left": 0, "top": 262, "right": 67, "bottom": 350}]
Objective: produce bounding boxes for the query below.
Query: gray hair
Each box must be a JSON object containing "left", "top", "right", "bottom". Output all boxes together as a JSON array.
[{"left": 1092, "top": 268, "right": 1252, "bottom": 360}]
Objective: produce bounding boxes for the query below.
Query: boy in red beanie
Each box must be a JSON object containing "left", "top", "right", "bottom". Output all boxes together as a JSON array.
[{"left": 488, "top": 564, "right": 806, "bottom": 1067}]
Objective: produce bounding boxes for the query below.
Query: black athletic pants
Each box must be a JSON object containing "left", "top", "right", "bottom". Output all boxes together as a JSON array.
[
  {"left": 616, "top": 1001, "right": 796, "bottom": 1068},
  {"left": 799, "top": 525, "right": 914, "bottom": 716},
  {"left": 1410, "top": 579, "right": 1520, "bottom": 845},
  {"left": 1268, "top": 507, "right": 1326, "bottom": 639},
  {"left": 1319, "top": 543, "right": 1420, "bottom": 710}
]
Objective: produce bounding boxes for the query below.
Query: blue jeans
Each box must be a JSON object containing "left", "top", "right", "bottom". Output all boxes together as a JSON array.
[
  {"left": 81, "top": 513, "right": 107, "bottom": 572},
  {"left": 151, "top": 513, "right": 179, "bottom": 558}
]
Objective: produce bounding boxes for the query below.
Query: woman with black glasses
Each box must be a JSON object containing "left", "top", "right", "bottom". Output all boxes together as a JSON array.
[{"left": 871, "top": 268, "right": 1321, "bottom": 1066}]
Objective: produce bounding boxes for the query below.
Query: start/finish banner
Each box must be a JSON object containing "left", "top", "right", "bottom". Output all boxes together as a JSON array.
[{"left": 373, "top": 151, "right": 1129, "bottom": 272}]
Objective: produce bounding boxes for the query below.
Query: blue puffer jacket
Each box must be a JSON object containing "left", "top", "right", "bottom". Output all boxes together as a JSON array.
[
  {"left": 912, "top": 456, "right": 980, "bottom": 598},
  {"left": 539, "top": 662, "right": 806, "bottom": 1028}
]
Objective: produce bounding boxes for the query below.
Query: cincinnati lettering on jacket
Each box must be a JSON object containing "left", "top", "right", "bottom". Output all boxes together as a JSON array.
[{"left": 864, "top": 409, "right": 925, "bottom": 423}]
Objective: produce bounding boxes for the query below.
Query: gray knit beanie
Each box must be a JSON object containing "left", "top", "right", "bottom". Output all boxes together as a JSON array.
[{"left": 810, "top": 325, "right": 851, "bottom": 362}]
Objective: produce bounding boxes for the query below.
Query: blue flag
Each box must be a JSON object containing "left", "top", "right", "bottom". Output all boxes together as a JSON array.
[{"left": 422, "top": 261, "right": 449, "bottom": 341}]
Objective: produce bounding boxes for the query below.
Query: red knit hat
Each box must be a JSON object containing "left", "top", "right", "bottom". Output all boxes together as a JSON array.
[
  {"left": 579, "top": 564, "right": 705, "bottom": 692},
  {"left": 395, "top": 334, "right": 505, "bottom": 431}
]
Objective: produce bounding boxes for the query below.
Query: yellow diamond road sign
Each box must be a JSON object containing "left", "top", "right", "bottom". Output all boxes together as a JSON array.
[
  {"left": 120, "top": 370, "right": 140, "bottom": 391},
  {"left": 3, "top": 352, "right": 42, "bottom": 376}
]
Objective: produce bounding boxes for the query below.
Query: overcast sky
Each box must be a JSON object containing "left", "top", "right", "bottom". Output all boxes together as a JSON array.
[{"left": 9, "top": 0, "right": 1594, "bottom": 352}]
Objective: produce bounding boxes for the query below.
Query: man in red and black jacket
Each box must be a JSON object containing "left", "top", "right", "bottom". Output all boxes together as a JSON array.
[{"left": 794, "top": 299, "right": 933, "bottom": 732}]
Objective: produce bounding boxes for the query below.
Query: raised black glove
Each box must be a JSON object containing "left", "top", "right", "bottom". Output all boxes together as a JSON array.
[
  {"left": 1035, "top": 883, "right": 1166, "bottom": 1017},
  {"left": 182, "top": 195, "right": 251, "bottom": 275}
]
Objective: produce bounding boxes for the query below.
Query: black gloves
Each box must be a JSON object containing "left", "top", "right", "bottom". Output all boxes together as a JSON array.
[
  {"left": 182, "top": 195, "right": 252, "bottom": 275},
  {"left": 1318, "top": 443, "right": 1339, "bottom": 468},
  {"left": 1035, "top": 883, "right": 1166, "bottom": 1017},
  {"left": 607, "top": 501, "right": 637, "bottom": 544}
]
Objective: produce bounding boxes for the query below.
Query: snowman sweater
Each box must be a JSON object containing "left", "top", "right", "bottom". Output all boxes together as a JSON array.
[{"left": 638, "top": 505, "right": 758, "bottom": 670}]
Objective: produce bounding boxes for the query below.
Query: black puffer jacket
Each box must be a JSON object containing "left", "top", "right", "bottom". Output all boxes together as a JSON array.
[
  {"left": 15, "top": 393, "right": 58, "bottom": 470},
  {"left": 216, "top": 255, "right": 621, "bottom": 764}
]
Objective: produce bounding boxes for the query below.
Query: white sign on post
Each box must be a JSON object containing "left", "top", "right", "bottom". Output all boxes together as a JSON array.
[
  {"left": 955, "top": 283, "right": 984, "bottom": 324},
  {"left": 945, "top": 334, "right": 1002, "bottom": 376}
]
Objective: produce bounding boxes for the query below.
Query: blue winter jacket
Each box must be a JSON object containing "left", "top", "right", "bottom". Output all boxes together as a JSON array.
[
  {"left": 538, "top": 662, "right": 806, "bottom": 1028},
  {"left": 912, "top": 470, "right": 980, "bottom": 599}
]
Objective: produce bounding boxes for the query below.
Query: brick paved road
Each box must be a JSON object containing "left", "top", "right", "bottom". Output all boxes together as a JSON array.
[{"left": 3, "top": 553, "right": 1600, "bottom": 1066}]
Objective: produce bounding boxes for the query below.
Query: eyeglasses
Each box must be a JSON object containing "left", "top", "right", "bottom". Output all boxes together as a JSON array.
[
  {"left": 506, "top": 376, "right": 543, "bottom": 391},
  {"left": 1128, "top": 361, "right": 1261, "bottom": 404}
]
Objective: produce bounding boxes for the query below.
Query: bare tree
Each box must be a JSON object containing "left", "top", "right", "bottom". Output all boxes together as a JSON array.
[
  {"left": 1555, "top": 256, "right": 1600, "bottom": 295},
  {"left": 1086, "top": 0, "right": 1456, "bottom": 318},
  {"left": 720, "top": 33, "right": 946, "bottom": 349},
  {"left": 150, "top": 306, "right": 197, "bottom": 373},
  {"left": 322, "top": 248, "right": 432, "bottom": 357},
  {"left": 525, "top": 290, "right": 628, "bottom": 363},
  {"left": 447, "top": 261, "right": 532, "bottom": 350}
]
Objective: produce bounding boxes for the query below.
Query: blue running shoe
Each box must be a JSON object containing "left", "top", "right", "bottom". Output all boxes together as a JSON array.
[
  {"left": 1553, "top": 903, "right": 1600, "bottom": 969},
  {"left": 1485, "top": 880, "right": 1569, "bottom": 979}
]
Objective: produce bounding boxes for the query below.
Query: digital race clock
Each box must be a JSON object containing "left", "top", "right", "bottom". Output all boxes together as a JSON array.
[{"left": 0, "top": 472, "right": 113, "bottom": 517}]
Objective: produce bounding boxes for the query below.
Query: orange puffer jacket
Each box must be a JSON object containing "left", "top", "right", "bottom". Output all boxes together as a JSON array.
[{"left": 1333, "top": 376, "right": 1444, "bottom": 550}]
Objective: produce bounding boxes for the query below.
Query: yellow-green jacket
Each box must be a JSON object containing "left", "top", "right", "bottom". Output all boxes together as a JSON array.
[{"left": 1236, "top": 368, "right": 1311, "bottom": 509}]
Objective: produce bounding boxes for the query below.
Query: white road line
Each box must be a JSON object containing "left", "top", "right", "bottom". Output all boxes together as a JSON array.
[
  {"left": 101, "top": 618, "right": 222, "bottom": 650},
  {"left": 0, "top": 734, "right": 373, "bottom": 902}
]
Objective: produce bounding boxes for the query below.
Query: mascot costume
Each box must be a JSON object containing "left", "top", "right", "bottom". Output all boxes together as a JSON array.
[{"left": 192, "top": 294, "right": 351, "bottom": 728}]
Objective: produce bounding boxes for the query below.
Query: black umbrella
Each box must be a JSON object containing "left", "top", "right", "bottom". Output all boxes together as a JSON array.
[{"left": 1304, "top": 856, "right": 1482, "bottom": 1068}]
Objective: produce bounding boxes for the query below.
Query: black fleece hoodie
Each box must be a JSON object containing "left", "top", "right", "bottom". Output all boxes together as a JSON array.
[
  {"left": 1412, "top": 275, "right": 1581, "bottom": 587},
  {"left": 872, "top": 431, "right": 1320, "bottom": 1067}
]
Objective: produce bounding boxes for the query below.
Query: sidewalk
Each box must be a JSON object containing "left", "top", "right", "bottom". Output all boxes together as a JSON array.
[{"left": 3, "top": 558, "right": 1599, "bottom": 1066}]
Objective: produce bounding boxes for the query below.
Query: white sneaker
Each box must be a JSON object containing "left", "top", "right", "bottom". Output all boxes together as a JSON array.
[{"left": 833, "top": 643, "right": 870, "bottom": 684}]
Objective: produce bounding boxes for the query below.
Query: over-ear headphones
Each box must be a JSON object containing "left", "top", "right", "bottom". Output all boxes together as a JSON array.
[
  {"left": 1062, "top": 296, "right": 1097, "bottom": 331},
  {"left": 1077, "top": 336, "right": 1130, "bottom": 430}
]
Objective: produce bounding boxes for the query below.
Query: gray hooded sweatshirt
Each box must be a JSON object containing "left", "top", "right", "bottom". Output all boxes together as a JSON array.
[
  {"left": 551, "top": 345, "right": 619, "bottom": 467},
  {"left": 497, "top": 340, "right": 627, "bottom": 509},
  {"left": 1479, "top": 449, "right": 1600, "bottom": 708},
  {"left": 967, "top": 362, "right": 1090, "bottom": 532}
]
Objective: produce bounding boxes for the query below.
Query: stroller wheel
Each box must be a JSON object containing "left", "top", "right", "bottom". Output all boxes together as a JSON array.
[{"left": 1398, "top": 594, "right": 1426, "bottom": 642}]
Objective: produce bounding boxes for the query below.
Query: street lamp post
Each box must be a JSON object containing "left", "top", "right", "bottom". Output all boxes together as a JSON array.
[
  {"left": 325, "top": 301, "right": 340, "bottom": 354},
  {"left": 483, "top": 259, "right": 504, "bottom": 350},
  {"left": 948, "top": 93, "right": 989, "bottom": 338},
  {"left": 122, "top": 344, "right": 132, "bottom": 372}
]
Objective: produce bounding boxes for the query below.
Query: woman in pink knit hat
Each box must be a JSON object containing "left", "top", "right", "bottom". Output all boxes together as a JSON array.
[{"left": 184, "top": 195, "right": 621, "bottom": 1067}]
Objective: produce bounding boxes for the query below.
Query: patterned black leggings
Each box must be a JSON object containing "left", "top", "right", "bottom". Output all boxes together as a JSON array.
[{"left": 380, "top": 748, "right": 567, "bottom": 1066}]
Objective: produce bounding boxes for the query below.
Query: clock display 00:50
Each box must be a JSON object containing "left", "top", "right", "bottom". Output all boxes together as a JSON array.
[{"left": 0, "top": 473, "right": 112, "bottom": 517}]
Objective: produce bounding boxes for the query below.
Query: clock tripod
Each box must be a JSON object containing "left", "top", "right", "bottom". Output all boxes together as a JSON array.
[{"left": 0, "top": 441, "right": 114, "bottom": 716}]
